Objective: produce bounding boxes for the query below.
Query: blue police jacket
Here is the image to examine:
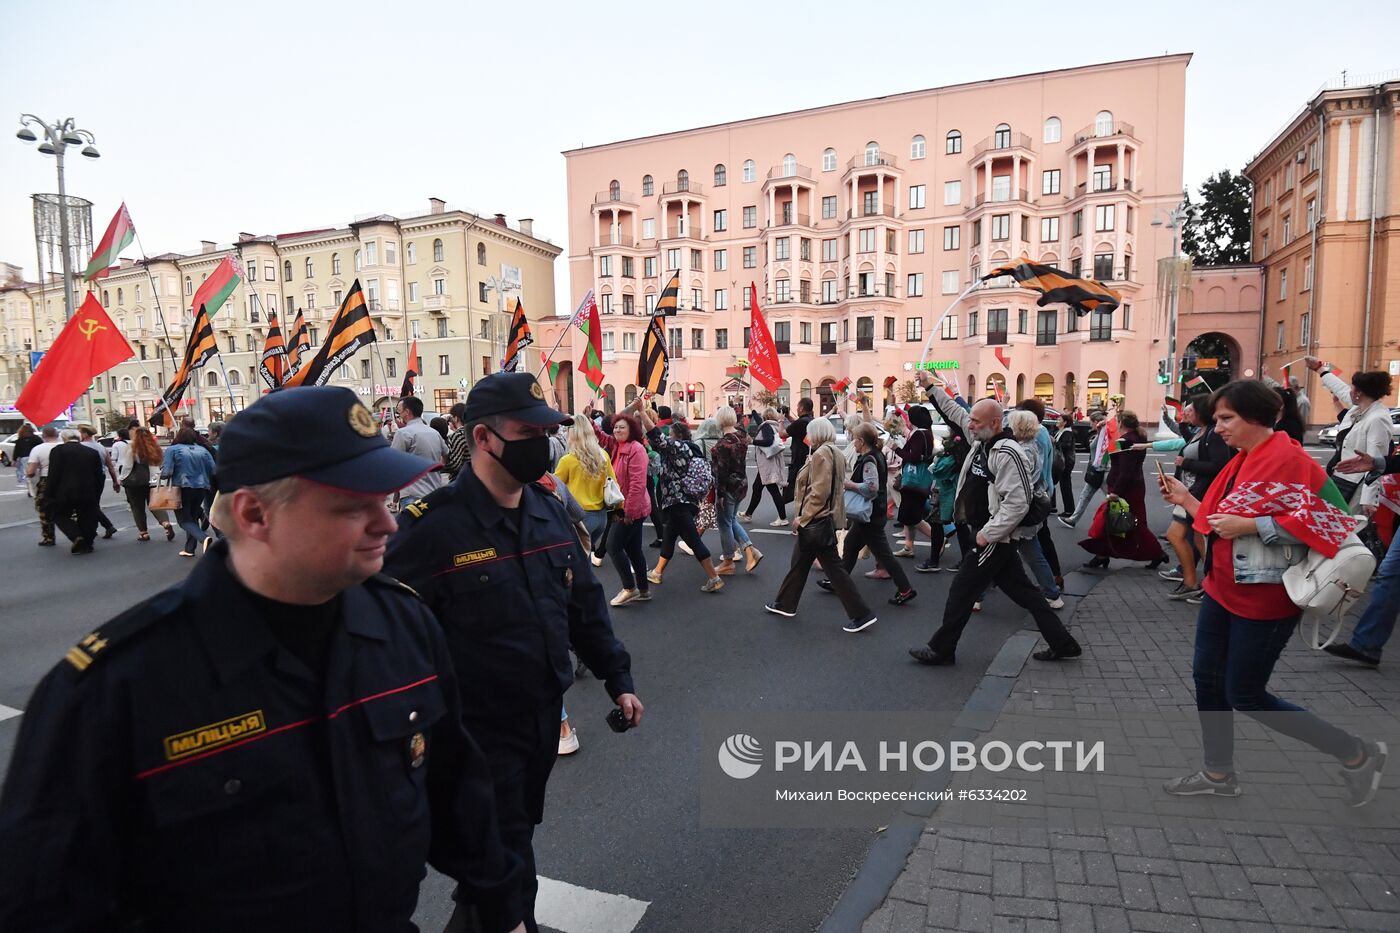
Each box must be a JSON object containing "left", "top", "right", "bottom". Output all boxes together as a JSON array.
[
  {"left": 0, "top": 541, "right": 522, "bottom": 933},
  {"left": 383, "top": 471, "right": 635, "bottom": 711}
]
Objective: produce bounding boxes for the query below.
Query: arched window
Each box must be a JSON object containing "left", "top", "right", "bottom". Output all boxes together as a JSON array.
[
  {"left": 207, "top": 370, "right": 220, "bottom": 387},
  {"left": 742, "top": 160, "right": 755, "bottom": 183},
  {"left": 432, "top": 238, "right": 444, "bottom": 263},
  {"left": 713, "top": 163, "right": 727, "bottom": 186},
  {"left": 332, "top": 252, "right": 341, "bottom": 275},
  {"left": 946, "top": 130, "right": 962, "bottom": 155},
  {"left": 864, "top": 141, "right": 880, "bottom": 166},
  {"left": 1095, "top": 110, "right": 1114, "bottom": 137},
  {"left": 284, "top": 260, "right": 293, "bottom": 281},
  {"left": 476, "top": 242, "right": 486, "bottom": 266},
  {"left": 405, "top": 243, "right": 415, "bottom": 264},
  {"left": 102, "top": 289, "right": 110, "bottom": 305},
  {"left": 228, "top": 369, "right": 241, "bottom": 386},
  {"left": 140, "top": 375, "right": 151, "bottom": 390},
  {"left": 120, "top": 376, "right": 135, "bottom": 392},
  {"left": 1043, "top": 117, "right": 1062, "bottom": 143},
  {"left": 910, "top": 135, "right": 926, "bottom": 159},
  {"left": 354, "top": 250, "right": 362, "bottom": 271},
  {"left": 305, "top": 257, "right": 314, "bottom": 278},
  {"left": 184, "top": 277, "right": 192, "bottom": 296},
  {"left": 800, "top": 379, "right": 812, "bottom": 400},
  {"left": 676, "top": 169, "right": 690, "bottom": 192},
  {"left": 782, "top": 153, "right": 797, "bottom": 177},
  {"left": 822, "top": 148, "right": 836, "bottom": 172},
  {"left": 608, "top": 179, "right": 620, "bottom": 200},
  {"left": 642, "top": 174, "right": 654, "bottom": 196},
  {"left": 993, "top": 123, "right": 1011, "bottom": 149},
  {"left": 134, "top": 284, "right": 141, "bottom": 302},
  {"left": 116, "top": 287, "right": 123, "bottom": 305}
]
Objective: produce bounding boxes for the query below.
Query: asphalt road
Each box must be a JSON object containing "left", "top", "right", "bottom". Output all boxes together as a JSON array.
[{"left": 0, "top": 446, "right": 1338, "bottom": 931}]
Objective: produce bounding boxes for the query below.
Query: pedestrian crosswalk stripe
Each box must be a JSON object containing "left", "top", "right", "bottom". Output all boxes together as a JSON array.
[
  {"left": 535, "top": 876, "right": 648, "bottom": 933},
  {"left": 0, "top": 704, "right": 22, "bottom": 723}
]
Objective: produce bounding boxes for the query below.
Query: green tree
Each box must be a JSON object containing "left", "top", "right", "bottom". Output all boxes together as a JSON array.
[{"left": 1183, "top": 170, "right": 1252, "bottom": 266}]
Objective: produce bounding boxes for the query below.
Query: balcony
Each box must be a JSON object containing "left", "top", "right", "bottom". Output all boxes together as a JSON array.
[
  {"left": 423, "top": 294, "right": 451, "bottom": 313},
  {"left": 601, "top": 349, "right": 617, "bottom": 362},
  {"left": 770, "top": 212, "right": 812, "bottom": 228},
  {"left": 820, "top": 341, "right": 837, "bottom": 355},
  {"left": 846, "top": 204, "right": 897, "bottom": 219},
  {"left": 661, "top": 180, "right": 704, "bottom": 196},
  {"left": 669, "top": 344, "right": 684, "bottom": 360},
  {"left": 971, "top": 191, "right": 1032, "bottom": 208},
  {"left": 856, "top": 335, "right": 874, "bottom": 351},
  {"left": 594, "top": 189, "right": 637, "bottom": 206},
  {"left": 1072, "top": 121, "right": 1137, "bottom": 145},
  {"left": 1070, "top": 178, "right": 1136, "bottom": 198},
  {"left": 594, "top": 233, "right": 638, "bottom": 249},
  {"left": 774, "top": 339, "right": 791, "bottom": 354},
  {"left": 846, "top": 151, "right": 899, "bottom": 172},
  {"left": 987, "top": 330, "right": 1009, "bottom": 346},
  {"left": 973, "top": 131, "right": 1034, "bottom": 157},
  {"left": 664, "top": 225, "right": 704, "bottom": 240},
  {"left": 767, "top": 163, "right": 814, "bottom": 181}
]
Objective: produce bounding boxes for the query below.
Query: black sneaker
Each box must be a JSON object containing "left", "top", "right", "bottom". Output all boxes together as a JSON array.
[
  {"left": 1163, "top": 770, "right": 1241, "bottom": 797},
  {"left": 843, "top": 615, "right": 877, "bottom": 634},
  {"left": 816, "top": 578, "right": 834, "bottom": 592},
  {"left": 1342, "top": 740, "right": 1387, "bottom": 808},
  {"left": 1033, "top": 645, "right": 1082, "bottom": 661},
  {"left": 1168, "top": 583, "right": 1205, "bottom": 601},
  {"left": 909, "top": 647, "right": 955, "bottom": 665},
  {"left": 764, "top": 603, "right": 797, "bottom": 618},
  {"left": 37, "top": 539, "right": 56, "bottom": 547},
  {"left": 914, "top": 560, "right": 941, "bottom": 573},
  {"left": 889, "top": 589, "right": 917, "bottom": 606},
  {"left": 102, "top": 526, "right": 116, "bottom": 539},
  {"left": 1056, "top": 516, "right": 1077, "bottom": 529},
  {"left": 1324, "top": 643, "right": 1381, "bottom": 667},
  {"left": 649, "top": 539, "right": 663, "bottom": 548}
]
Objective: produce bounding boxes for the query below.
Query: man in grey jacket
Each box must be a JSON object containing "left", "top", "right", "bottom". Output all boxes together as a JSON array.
[
  {"left": 908, "top": 371, "right": 1082, "bottom": 666},
  {"left": 391, "top": 396, "right": 447, "bottom": 508}
]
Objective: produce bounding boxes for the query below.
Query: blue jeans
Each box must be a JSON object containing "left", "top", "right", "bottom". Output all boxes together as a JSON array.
[
  {"left": 176, "top": 487, "right": 210, "bottom": 552},
  {"left": 580, "top": 508, "right": 609, "bottom": 549},
  {"left": 1192, "top": 594, "right": 1358, "bottom": 772},
  {"left": 1350, "top": 529, "right": 1400, "bottom": 658},
  {"left": 1017, "top": 537, "right": 1060, "bottom": 598},
  {"left": 716, "top": 493, "right": 751, "bottom": 557}
]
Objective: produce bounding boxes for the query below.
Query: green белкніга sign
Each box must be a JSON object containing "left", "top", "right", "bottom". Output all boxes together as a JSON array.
[{"left": 914, "top": 361, "right": 960, "bottom": 371}]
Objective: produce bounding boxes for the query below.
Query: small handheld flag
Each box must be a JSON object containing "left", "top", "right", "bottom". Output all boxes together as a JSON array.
[
  {"left": 637, "top": 315, "right": 669, "bottom": 396},
  {"left": 258, "top": 312, "right": 288, "bottom": 389},
  {"left": 656, "top": 270, "right": 680, "bottom": 316},
  {"left": 401, "top": 339, "right": 419, "bottom": 398},
  {"left": 152, "top": 303, "right": 218, "bottom": 426},
  {"left": 501, "top": 299, "right": 533, "bottom": 372},
  {"left": 577, "top": 292, "right": 605, "bottom": 394},
  {"left": 286, "top": 310, "right": 310, "bottom": 374},
  {"left": 283, "top": 281, "right": 376, "bottom": 388},
  {"left": 1185, "top": 374, "right": 1209, "bottom": 390},
  {"left": 83, "top": 203, "right": 136, "bottom": 282}
]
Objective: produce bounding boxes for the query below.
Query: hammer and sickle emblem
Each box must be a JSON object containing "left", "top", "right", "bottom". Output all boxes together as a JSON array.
[{"left": 78, "top": 319, "right": 107, "bottom": 341}]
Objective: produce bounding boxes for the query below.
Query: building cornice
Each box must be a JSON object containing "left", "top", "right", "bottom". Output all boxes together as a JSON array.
[
  {"left": 1245, "top": 80, "right": 1400, "bottom": 178},
  {"left": 562, "top": 54, "right": 1193, "bottom": 156}
]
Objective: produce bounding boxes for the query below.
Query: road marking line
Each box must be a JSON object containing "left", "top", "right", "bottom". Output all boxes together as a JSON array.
[
  {"left": 0, "top": 704, "right": 22, "bottom": 723},
  {"left": 534, "top": 876, "right": 648, "bottom": 933}
]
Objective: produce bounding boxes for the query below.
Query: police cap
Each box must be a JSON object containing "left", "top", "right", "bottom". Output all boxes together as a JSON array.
[
  {"left": 463, "top": 372, "right": 572, "bottom": 426},
  {"left": 216, "top": 386, "right": 434, "bottom": 495}
]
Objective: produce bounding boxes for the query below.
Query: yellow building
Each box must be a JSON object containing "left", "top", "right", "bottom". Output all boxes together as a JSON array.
[{"left": 0, "top": 199, "right": 559, "bottom": 425}]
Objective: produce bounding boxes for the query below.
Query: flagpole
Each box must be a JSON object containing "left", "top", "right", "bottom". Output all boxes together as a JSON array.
[
  {"left": 371, "top": 339, "right": 395, "bottom": 437},
  {"left": 130, "top": 356, "right": 178, "bottom": 428},
  {"left": 919, "top": 280, "right": 983, "bottom": 368},
  {"left": 130, "top": 229, "right": 178, "bottom": 385}
]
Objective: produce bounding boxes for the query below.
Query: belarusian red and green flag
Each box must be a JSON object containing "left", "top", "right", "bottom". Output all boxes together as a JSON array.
[
  {"left": 1185, "top": 374, "right": 1209, "bottom": 390},
  {"left": 190, "top": 255, "right": 243, "bottom": 317},
  {"left": 83, "top": 203, "right": 136, "bottom": 282},
  {"left": 572, "top": 289, "right": 605, "bottom": 394},
  {"left": 539, "top": 351, "right": 560, "bottom": 384}
]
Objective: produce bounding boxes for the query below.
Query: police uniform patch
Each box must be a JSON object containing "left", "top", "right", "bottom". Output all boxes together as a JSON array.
[
  {"left": 453, "top": 548, "right": 497, "bottom": 567},
  {"left": 64, "top": 632, "right": 110, "bottom": 671},
  {"left": 529, "top": 381, "right": 545, "bottom": 400},
  {"left": 163, "top": 711, "right": 267, "bottom": 761},
  {"left": 348, "top": 403, "right": 380, "bottom": 438},
  {"left": 408, "top": 732, "right": 427, "bottom": 768}
]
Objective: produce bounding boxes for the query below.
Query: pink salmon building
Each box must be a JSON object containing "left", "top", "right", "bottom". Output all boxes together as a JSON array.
[{"left": 554, "top": 55, "right": 1190, "bottom": 419}]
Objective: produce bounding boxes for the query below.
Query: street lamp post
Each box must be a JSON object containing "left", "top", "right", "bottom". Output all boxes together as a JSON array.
[
  {"left": 1152, "top": 196, "right": 1189, "bottom": 391},
  {"left": 15, "top": 115, "right": 101, "bottom": 322}
]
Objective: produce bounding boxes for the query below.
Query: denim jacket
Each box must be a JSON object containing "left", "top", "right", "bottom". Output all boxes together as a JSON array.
[
  {"left": 160, "top": 443, "right": 215, "bottom": 489},
  {"left": 1227, "top": 518, "right": 1308, "bottom": 584}
]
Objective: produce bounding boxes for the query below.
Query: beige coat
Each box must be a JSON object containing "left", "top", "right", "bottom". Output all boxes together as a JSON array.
[{"left": 794, "top": 442, "right": 846, "bottom": 528}]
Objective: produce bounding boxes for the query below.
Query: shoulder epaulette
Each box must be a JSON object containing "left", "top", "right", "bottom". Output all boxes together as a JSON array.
[
  {"left": 63, "top": 589, "right": 183, "bottom": 675},
  {"left": 369, "top": 572, "right": 424, "bottom": 602},
  {"left": 402, "top": 485, "right": 452, "bottom": 520}
]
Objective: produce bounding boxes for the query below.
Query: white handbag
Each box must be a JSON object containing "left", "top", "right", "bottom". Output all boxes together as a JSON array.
[
  {"left": 602, "top": 475, "right": 626, "bottom": 510},
  {"left": 1282, "top": 519, "right": 1377, "bottom": 649}
]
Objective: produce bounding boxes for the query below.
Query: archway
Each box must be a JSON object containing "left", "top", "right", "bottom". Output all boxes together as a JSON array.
[
  {"left": 777, "top": 379, "right": 791, "bottom": 410},
  {"left": 1086, "top": 370, "right": 1109, "bottom": 409},
  {"left": 1064, "top": 372, "right": 1078, "bottom": 412},
  {"left": 1015, "top": 373, "right": 1026, "bottom": 403},
  {"left": 817, "top": 377, "right": 837, "bottom": 415},
  {"left": 1181, "top": 332, "right": 1241, "bottom": 394},
  {"left": 985, "top": 374, "right": 1007, "bottom": 401},
  {"left": 692, "top": 381, "right": 705, "bottom": 420},
  {"left": 624, "top": 385, "right": 638, "bottom": 407},
  {"left": 602, "top": 384, "right": 616, "bottom": 415},
  {"left": 856, "top": 377, "right": 874, "bottom": 410},
  {"left": 1035, "top": 374, "right": 1055, "bottom": 405}
]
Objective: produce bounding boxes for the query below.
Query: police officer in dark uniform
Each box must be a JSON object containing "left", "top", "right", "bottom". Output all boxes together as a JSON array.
[
  {"left": 384, "top": 371, "right": 643, "bottom": 933},
  {"left": 0, "top": 386, "right": 526, "bottom": 933}
]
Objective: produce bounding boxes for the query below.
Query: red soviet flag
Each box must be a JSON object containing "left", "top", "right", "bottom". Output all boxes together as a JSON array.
[
  {"left": 16, "top": 293, "right": 133, "bottom": 425},
  {"left": 746, "top": 281, "right": 782, "bottom": 392}
]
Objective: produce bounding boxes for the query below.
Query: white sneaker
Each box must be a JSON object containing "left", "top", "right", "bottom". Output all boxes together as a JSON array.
[
  {"left": 678, "top": 539, "right": 694, "bottom": 556},
  {"left": 769, "top": 518, "right": 788, "bottom": 527},
  {"left": 610, "top": 588, "right": 640, "bottom": 607},
  {"left": 739, "top": 513, "right": 753, "bottom": 524},
  {"left": 893, "top": 546, "right": 915, "bottom": 557},
  {"left": 1047, "top": 597, "right": 1066, "bottom": 609},
  {"left": 591, "top": 553, "right": 603, "bottom": 567},
  {"left": 558, "top": 720, "right": 580, "bottom": 756}
]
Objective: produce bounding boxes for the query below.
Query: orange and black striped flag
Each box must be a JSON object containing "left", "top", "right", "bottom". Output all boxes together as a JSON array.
[
  {"left": 501, "top": 299, "right": 533, "bottom": 373},
  {"left": 637, "top": 314, "right": 669, "bottom": 396},
  {"left": 981, "top": 259, "right": 1121, "bottom": 315},
  {"left": 152, "top": 303, "right": 218, "bottom": 427},
  {"left": 286, "top": 309, "right": 310, "bottom": 375},
  {"left": 283, "top": 281, "right": 376, "bottom": 387},
  {"left": 259, "top": 311, "right": 288, "bottom": 389},
  {"left": 655, "top": 270, "right": 680, "bottom": 316}
]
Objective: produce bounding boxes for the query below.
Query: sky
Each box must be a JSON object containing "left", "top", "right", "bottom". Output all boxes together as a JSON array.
[{"left": 2, "top": 0, "right": 1395, "bottom": 314}]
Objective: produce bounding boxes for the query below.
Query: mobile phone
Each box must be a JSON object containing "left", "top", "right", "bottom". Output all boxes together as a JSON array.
[{"left": 1155, "top": 460, "right": 1168, "bottom": 488}]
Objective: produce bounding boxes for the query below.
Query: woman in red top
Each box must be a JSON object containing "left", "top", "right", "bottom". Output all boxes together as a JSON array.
[
  {"left": 1160, "top": 380, "right": 1386, "bottom": 806},
  {"left": 588, "top": 404, "right": 653, "bottom": 607}
]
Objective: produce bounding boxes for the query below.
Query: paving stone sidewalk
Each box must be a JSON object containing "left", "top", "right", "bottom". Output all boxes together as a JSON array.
[{"left": 863, "top": 566, "right": 1400, "bottom": 932}]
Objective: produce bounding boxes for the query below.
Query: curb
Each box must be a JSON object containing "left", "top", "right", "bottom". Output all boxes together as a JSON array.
[{"left": 817, "top": 568, "right": 1111, "bottom": 933}]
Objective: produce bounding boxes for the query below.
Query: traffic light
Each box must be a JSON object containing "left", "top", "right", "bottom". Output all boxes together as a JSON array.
[
  {"left": 686, "top": 383, "right": 696, "bottom": 401},
  {"left": 1156, "top": 359, "right": 1169, "bottom": 384}
]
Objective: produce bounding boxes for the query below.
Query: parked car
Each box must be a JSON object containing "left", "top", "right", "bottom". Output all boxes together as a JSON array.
[{"left": 1315, "top": 409, "right": 1400, "bottom": 448}]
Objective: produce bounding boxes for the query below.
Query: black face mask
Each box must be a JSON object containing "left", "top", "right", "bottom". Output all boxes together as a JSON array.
[{"left": 486, "top": 427, "right": 552, "bottom": 484}]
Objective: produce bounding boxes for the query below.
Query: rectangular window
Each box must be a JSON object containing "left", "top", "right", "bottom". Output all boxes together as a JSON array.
[
  {"left": 1092, "top": 164, "right": 1112, "bottom": 192},
  {"left": 386, "top": 357, "right": 395, "bottom": 377},
  {"left": 821, "top": 238, "right": 838, "bottom": 262},
  {"left": 987, "top": 308, "right": 1008, "bottom": 345},
  {"left": 972, "top": 219, "right": 982, "bottom": 246},
  {"left": 743, "top": 246, "right": 756, "bottom": 268},
  {"left": 432, "top": 278, "right": 445, "bottom": 296},
  {"left": 822, "top": 196, "right": 837, "bottom": 219},
  {"left": 361, "top": 359, "right": 372, "bottom": 380},
  {"left": 1036, "top": 309, "right": 1057, "bottom": 345},
  {"left": 1042, "top": 169, "right": 1061, "bottom": 195},
  {"left": 775, "top": 237, "right": 790, "bottom": 260},
  {"left": 411, "top": 320, "right": 422, "bottom": 339},
  {"left": 692, "top": 328, "right": 704, "bottom": 350},
  {"left": 991, "top": 214, "right": 1010, "bottom": 241},
  {"left": 943, "top": 225, "right": 960, "bottom": 250},
  {"left": 691, "top": 288, "right": 703, "bottom": 310},
  {"left": 1017, "top": 308, "right": 1028, "bottom": 334},
  {"left": 908, "top": 229, "right": 925, "bottom": 254},
  {"left": 622, "top": 332, "right": 636, "bottom": 352},
  {"left": 437, "top": 318, "right": 449, "bottom": 338},
  {"left": 600, "top": 293, "right": 613, "bottom": 314},
  {"left": 944, "top": 181, "right": 962, "bottom": 205},
  {"left": 775, "top": 279, "right": 791, "bottom": 303},
  {"left": 642, "top": 218, "right": 656, "bottom": 240},
  {"left": 1041, "top": 216, "right": 1059, "bottom": 242},
  {"left": 714, "top": 249, "right": 727, "bottom": 271},
  {"left": 408, "top": 282, "right": 419, "bottom": 303},
  {"left": 1306, "top": 199, "right": 1315, "bottom": 231},
  {"left": 689, "top": 249, "right": 701, "bottom": 271},
  {"left": 435, "top": 355, "right": 449, "bottom": 376},
  {"left": 857, "top": 272, "right": 873, "bottom": 296},
  {"left": 1072, "top": 210, "right": 1083, "bottom": 237},
  {"left": 968, "top": 311, "right": 978, "bottom": 337},
  {"left": 884, "top": 316, "right": 895, "bottom": 340},
  {"left": 800, "top": 322, "right": 812, "bottom": 344},
  {"left": 862, "top": 191, "right": 878, "bottom": 216},
  {"left": 713, "top": 209, "right": 727, "bottom": 232},
  {"left": 622, "top": 294, "right": 634, "bottom": 315},
  {"left": 715, "top": 288, "right": 727, "bottom": 310},
  {"left": 716, "top": 329, "right": 729, "bottom": 350},
  {"left": 1276, "top": 320, "right": 1285, "bottom": 351},
  {"left": 1094, "top": 204, "right": 1114, "bottom": 232},
  {"left": 858, "top": 228, "right": 876, "bottom": 252},
  {"left": 743, "top": 206, "right": 757, "bottom": 228},
  {"left": 622, "top": 256, "right": 634, "bottom": 278},
  {"left": 941, "top": 314, "right": 957, "bottom": 339},
  {"left": 800, "top": 238, "right": 811, "bottom": 261},
  {"left": 646, "top": 294, "right": 657, "bottom": 314},
  {"left": 286, "top": 295, "right": 295, "bottom": 315},
  {"left": 644, "top": 256, "right": 657, "bottom": 278},
  {"left": 667, "top": 248, "right": 681, "bottom": 270},
  {"left": 365, "top": 242, "right": 377, "bottom": 265},
  {"left": 1282, "top": 216, "right": 1291, "bottom": 243},
  {"left": 384, "top": 242, "right": 396, "bottom": 264},
  {"left": 599, "top": 255, "right": 613, "bottom": 277},
  {"left": 247, "top": 264, "right": 256, "bottom": 282},
  {"left": 601, "top": 332, "right": 615, "bottom": 353},
  {"left": 1279, "top": 268, "right": 1288, "bottom": 300},
  {"left": 941, "top": 270, "right": 959, "bottom": 294},
  {"left": 1303, "top": 257, "right": 1313, "bottom": 290},
  {"left": 991, "top": 175, "right": 1010, "bottom": 202},
  {"left": 1094, "top": 253, "right": 1114, "bottom": 280},
  {"left": 742, "top": 285, "right": 753, "bottom": 309},
  {"left": 742, "top": 326, "right": 751, "bottom": 349},
  {"left": 906, "top": 318, "right": 923, "bottom": 341},
  {"left": 907, "top": 273, "right": 924, "bottom": 297},
  {"left": 1090, "top": 309, "right": 1113, "bottom": 341},
  {"left": 909, "top": 185, "right": 926, "bottom": 209},
  {"left": 1300, "top": 311, "right": 1311, "bottom": 347},
  {"left": 821, "top": 279, "right": 838, "bottom": 304}
]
